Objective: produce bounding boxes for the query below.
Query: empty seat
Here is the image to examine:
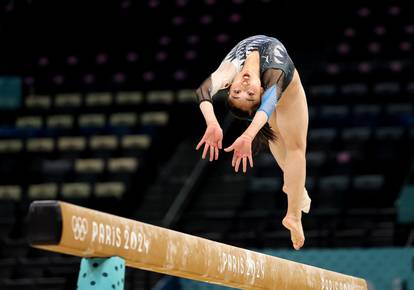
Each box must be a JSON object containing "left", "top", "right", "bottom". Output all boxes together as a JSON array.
[
  {"left": 319, "top": 175, "right": 350, "bottom": 191},
  {"left": 308, "top": 106, "right": 317, "bottom": 120},
  {"left": 89, "top": 135, "right": 118, "bottom": 150},
  {"left": 177, "top": 89, "right": 196, "bottom": 103},
  {"left": 85, "top": 92, "right": 112, "bottom": 106},
  {"left": 146, "top": 90, "right": 174, "bottom": 104},
  {"left": 353, "top": 175, "right": 384, "bottom": 190},
  {"left": 0, "top": 185, "right": 21, "bottom": 200},
  {"left": 26, "top": 138, "right": 54, "bottom": 152},
  {"left": 16, "top": 116, "right": 42, "bottom": 128},
  {"left": 78, "top": 114, "right": 106, "bottom": 128},
  {"left": 35, "top": 277, "right": 67, "bottom": 288},
  {"left": 342, "top": 127, "right": 371, "bottom": 141},
  {"left": 62, "top": 182, "right": 91, "bottom": 198},
  {"left": 352, "top": 104, "right": 381, "bottom": 126},
  {"left": 115, "top": 91, "right": 144, "bottom": 105},
  {"left": 320, "top": 105, "right": 349, "bottom": 119},
  {"left": 42, "top": 159, "right": 72, "bottom": 174},
  {"left": 307, "top": 151, "right": 327, "bottom": 167},
  {"left": 75, "top": 159, "right": 104, "bottom": 173},
  {"left": 248, "top": 177, "right": 281, "bottom": 192},
  {"left": 353, "top": 104, "right": 381, "bottom": 115},
  {"left": 308, "top": 128, "right": 337, "bottom": 142},
  {"left": 47, "top": 115, "right": 74, "bottom": 129},
  {"left": 0, "top": 139, "right": 23, "bottom": 153},
  {"left": 373, "top": 82, "right": 400, "bottom": 95},
  {"left": 121, "top": 135, "right": 151, "bottom": 149},
  {"left": 54, "top": 93, "right": 82, "bottom": 107},
  {"left": 340, "top": 83, "right": 368, "bottom": 96},
  {"left": 406, "top": 82, "right": 414, "bottom": 94},
  {"left": 57, "top": 136, "right": 86, "bottom": 151},
  {"left": 385, "top": 103, "right": 413, "bottom": 116},
  {"left": 15, "top": 257, "right": 50, "bottom": 278},
  {"left": 28, "top": 183, "right": 58, "bottom": 199},
  {"left": 0, "top": 278, "right": 36, "bottom": 289},
  {"left": 108, "top": 157, "right": 138, "bottom": 172},
  {"left": 309, "top": 84, "right": 336, "bottom": 97},
  {"left": 94, "top": 182, "right": 125, "bottom": 198},
  {"left": 109, "top": 112, "right": 138, "bottom": 127},
  {"left": 25, "top": 95, "right": 51, "bottom": 109},
  {"left": 375, "top": 126, "right": 404, "bottom": 139},
  {"left": 141, "top": 111, "right": 169, "bottom": 125},
  {"left": 305, "top": 176, "right": 316, "bottom": 191}
]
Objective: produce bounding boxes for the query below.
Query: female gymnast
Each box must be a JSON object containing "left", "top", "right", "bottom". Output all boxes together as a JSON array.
[{"left": 195, "top": 35, "right": 311, "bottom": 250}]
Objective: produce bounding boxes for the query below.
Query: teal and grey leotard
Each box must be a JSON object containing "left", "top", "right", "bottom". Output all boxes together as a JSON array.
[{"left": 196, "top": 35, "right": 296, "bottom": 119}]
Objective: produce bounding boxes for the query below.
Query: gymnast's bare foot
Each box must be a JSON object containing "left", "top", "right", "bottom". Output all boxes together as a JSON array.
[{"left": 282, "top": 215, "right": 305, "bottom": 250}]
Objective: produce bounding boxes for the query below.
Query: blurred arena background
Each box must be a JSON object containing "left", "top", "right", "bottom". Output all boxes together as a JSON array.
[{"left": 0, "top": 0, "right": 413, "bottom": 289}]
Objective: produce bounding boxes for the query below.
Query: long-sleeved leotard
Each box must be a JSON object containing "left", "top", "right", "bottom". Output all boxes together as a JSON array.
[{"left": 196, "top": 35, "right": 296, "bottom": 119}]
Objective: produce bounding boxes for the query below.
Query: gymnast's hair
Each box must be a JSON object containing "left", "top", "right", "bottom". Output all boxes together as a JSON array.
[{"left": 226, "top": 98, "right": 276, "bottom": 154}]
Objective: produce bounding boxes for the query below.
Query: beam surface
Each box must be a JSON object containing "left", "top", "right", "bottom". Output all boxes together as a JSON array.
[{"left": 28, "top": 200, "right": 367, "bottom": 290}]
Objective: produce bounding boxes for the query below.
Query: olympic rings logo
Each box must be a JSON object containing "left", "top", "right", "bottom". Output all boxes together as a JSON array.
[{"left": 71, "top": 216, "right": 88, "bottom": 241}]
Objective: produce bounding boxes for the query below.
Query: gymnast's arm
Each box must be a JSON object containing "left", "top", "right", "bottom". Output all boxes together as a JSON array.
[
  {"left": 243, "top": 69, "right": 285, "bottom": 139},
  {"left": 224, "top": 70, "right": 285, "bottom": 172},
  {"left": 195, "top": 62, "right": 237, "bottom": 161},
  {"left": 196, "top": 62, "right": 237, "bottom": 126}
]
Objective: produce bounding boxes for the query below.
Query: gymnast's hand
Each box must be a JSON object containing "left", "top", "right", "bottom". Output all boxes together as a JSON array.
[
  {"left": 196, "top": 122, "right": 223, "bottom": 161},
  {"left": 224, "top": 134, "right": 253, "bottom": 173}
]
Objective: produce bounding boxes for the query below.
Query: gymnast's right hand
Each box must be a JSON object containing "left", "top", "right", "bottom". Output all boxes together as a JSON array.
[{"left": 196, "top": 122, "right": 223, "bottom": 161}]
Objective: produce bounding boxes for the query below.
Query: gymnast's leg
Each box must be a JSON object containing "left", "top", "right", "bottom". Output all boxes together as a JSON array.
[
  {"left": 268, "top": 138, "right": 311, "bottom": 214},
  {"left": 270, "top": 71, "right": 309, "bottom": 250}
]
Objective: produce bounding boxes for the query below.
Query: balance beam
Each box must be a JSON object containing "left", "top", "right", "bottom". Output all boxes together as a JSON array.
[{"left": 28, "top": 200, "right": 367, "bottom": 290}]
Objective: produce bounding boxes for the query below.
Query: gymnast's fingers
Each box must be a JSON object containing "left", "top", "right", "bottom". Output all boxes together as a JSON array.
[
  {"left": 232, "top": 152, "right": 237, "bottom": 167},
  {"left": 235, "top": 157, "right": 241, "bottom": 172},
  {"left": 202, "top": 143, "right": 209, "bottom": 159},
  {"left": 224, "top": 144, "right": 234, "bottom": 152},
  {"left": 196, "top": 138, "right": 205, "bottom": 150},
  {"left": 248, "top": 155, "right": 254, "bottom": 168}
]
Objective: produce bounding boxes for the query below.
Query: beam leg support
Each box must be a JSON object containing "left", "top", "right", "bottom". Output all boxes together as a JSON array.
[{"left": 77, "top": 256, "right": 125, "bottom": 290}]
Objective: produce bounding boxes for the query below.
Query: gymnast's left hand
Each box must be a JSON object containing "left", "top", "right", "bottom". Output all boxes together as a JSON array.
[{"left": 224, "top": 134, "right": 253, "bottom": 173}]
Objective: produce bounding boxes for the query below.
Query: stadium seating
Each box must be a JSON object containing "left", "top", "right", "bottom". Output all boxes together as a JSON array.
[{"left": 0, "top": 1, "right": 413, "bottom": 289}]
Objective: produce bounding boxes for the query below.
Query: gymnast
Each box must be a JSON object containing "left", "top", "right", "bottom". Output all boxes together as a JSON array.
[{"left": 195, "top": 35, "right": 311, "bottom": 250}]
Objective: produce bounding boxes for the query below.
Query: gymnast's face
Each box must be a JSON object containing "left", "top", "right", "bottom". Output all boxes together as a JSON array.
[{"left": 229, "top": 72, "right": 263, "bottom": 114}]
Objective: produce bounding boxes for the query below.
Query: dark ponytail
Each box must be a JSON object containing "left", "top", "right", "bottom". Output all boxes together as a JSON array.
[
  {"left": 252, "top": 122, "right": 276, "bottom": 154},
  {"left": 226, "top": 98, "right": 276, "bottom": 155}
]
